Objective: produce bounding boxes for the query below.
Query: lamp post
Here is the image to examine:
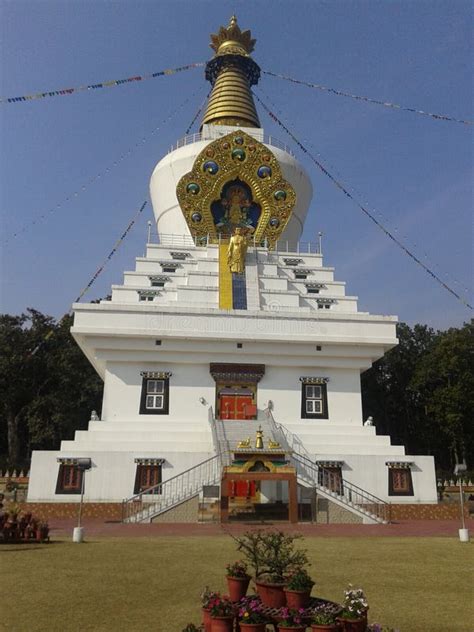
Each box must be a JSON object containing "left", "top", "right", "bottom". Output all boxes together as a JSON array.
[
  {"left": 454, "top": 461, "right": 469, "bottom": 542},
  {"left": 73, "top": 458, "right": 92, "bottom": 543}
]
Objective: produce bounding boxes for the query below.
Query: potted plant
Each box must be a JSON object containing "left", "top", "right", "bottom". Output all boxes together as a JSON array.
[
  {"left": 237, "top": 597, "right": 268, "bottom": 632},
  {"left": 277, "top": 607, "right": 308, "bottom": 632},
  {"left": 284, "top": 568, "right": 314, "bottom": 608},
  {"left": 234, "top": 530, "right": 309, "bottom": 608},
  {"left": 311, "top": 605, "right": 342, "bottom": 631},
  {"left": 210, "top": 595, "right": 236, "bottom": 632},
  {"left": 201, "top": 587, "right": 220, "bottom": 632},
  {"left": 226, "top": 560, "right": 251, "bottom": 602},
  {"left": 337, "top": 585, "right": 368, "bottom": 632},
  {"left": 37, "top": 521, "right": 50, "bottom": 543}
]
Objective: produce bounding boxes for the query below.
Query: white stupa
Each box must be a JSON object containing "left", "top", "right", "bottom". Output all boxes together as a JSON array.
[{"left": 28, "top": 17, "right": 437, "bottom": 523}]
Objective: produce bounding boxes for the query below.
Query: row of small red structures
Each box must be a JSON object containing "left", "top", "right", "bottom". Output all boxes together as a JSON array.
[{"left": 0, "top": 511, "right": 50, "bottom": 543}]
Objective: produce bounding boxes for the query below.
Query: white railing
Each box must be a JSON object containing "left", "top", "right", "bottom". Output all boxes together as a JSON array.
[
  {"left": 209, "top": 408, "right": 233, "bottom": 467},
  {"left": 122, "top": 455, "right": 221, "bottom": 523},
  {"left": 145, "top": 231, "right": 321, "bottom": 254},
  {"left": 168, "top": 132, "right": 295, "bottom": 156}
]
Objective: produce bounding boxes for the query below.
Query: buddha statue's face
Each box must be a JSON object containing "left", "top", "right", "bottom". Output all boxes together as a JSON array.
[{"left": 235, "top": 227, "right": 242, "bottom": 235}]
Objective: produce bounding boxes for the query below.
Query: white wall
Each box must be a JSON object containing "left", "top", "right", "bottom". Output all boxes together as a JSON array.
[
  {"left": 28, "top": 450, "right": 213, "bottom": 502},
  {"left": 259, "top": 366, "right": 362, "bottom": 425},
  {"left": 102, "top": 361, "right": 216, "bottom": 423}
]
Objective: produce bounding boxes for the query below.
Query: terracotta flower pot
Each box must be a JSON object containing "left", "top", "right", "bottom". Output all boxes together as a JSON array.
[
  {"left": 202, "top": 608, "right": 212, "bottom": 632},
  {"left": 311, "top": 624, "right": 342, "bottom": 631},
  {"left": 227, "top": 575, "right": 251, "bottom": 602},
  {"left": 255, "top": 579, "right": 287, "bottom": 608},
  {"left": 337, "top": 616, "right": 367, "bottom": 632},
  {"left": 239, "top": 623, "right": 266, "bottom": 632},
  {"left": 284, "top": 587, "right": 312, "bottom": 609},
  {"left": 211, "top": 615, "right": 235, "bottom": 632}
]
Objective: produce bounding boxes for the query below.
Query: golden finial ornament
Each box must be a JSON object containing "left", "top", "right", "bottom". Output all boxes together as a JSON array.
[
  {"left": 255, "top": 426, "right": 264, "bottom": 450},
  {"left": 209, "top": 15, "right": 256, "bottom": 57},
  {"left": 201, "top": 16, "right": 261, "bottom": 129}
]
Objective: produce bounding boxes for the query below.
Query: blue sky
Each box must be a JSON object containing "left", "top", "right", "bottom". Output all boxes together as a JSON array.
[{"left": 1, "top": 0, "right": 472, "bottom": 329}]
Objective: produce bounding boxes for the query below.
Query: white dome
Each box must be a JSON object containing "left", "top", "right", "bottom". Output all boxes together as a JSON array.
[{"left": 149, "top": 126, "right": 313, "bottom": 244}]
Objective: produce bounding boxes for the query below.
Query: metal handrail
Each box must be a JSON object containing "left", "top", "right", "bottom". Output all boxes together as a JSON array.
[
  {"left": 209, "top": 407, "right": 230, "bottom": 466},
  {"left": 265, "top": 408, "right": 390, "bottom": 523},
  {"left": 145, "top": 231, "right": 321, "bottom": 255},
  {"left": 168, "top": 132, "right": 295, "bottom": 156},
  {"left": 121, "top": 454, "right": 221, "bottom": 523},
  {"left": 265, "top": 408, "right": 312, "bottom": 459},
  {"left": 208, "top": 406, "right": 220, "bottom": 457},
  {"left": 293, "top": 453, "right": 390, "bottom": 524}
]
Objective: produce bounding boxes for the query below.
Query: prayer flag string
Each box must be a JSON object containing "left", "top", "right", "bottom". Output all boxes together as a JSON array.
[
  {"left": 185, "top": 90, "right": 211, "bottom": 135},
  {"left": 3, "top": 87, "right": 202, "bottom": 245},
  {"left": 73, "top": 201, "right": 147, "bottom": 304},
  {"left": 258, "top": 87, "right": 472, "bottom": 299},
  {"left": 253, "top": 90, "right": 473, "bottom": 311},
  {"left": 0, "top": 62, "right": 204, "bottom": 105},
  {"left": 29, "top": 200, "right": 147, "bottom": 358},
  {"left": 263, "top": 70, "right": 473, "bottom": 126}
]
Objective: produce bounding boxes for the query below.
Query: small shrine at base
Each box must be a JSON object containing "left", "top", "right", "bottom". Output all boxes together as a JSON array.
[{"left": 221, "top": 428, "right": 298, "bottom": 523}]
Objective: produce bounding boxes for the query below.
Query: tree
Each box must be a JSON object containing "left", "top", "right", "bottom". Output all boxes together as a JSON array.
[
  {"left": 0, "top": 309, "right": 102, "bottom": 468},
  {"left": 361, "top": 322, "right": 437, "bottom": 449},
  {"left": 411, "top": 322, "right": 474, "bottom": 469},
  {"left": 362, "top": 321, "right": 474, "bottom": 471}
]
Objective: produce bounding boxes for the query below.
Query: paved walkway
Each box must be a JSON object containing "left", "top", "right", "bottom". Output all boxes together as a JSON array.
[{"left": 49, "top": 518, "right": 473, "bottom": 538}]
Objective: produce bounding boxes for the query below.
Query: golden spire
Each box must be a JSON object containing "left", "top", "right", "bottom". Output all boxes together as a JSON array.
[{"left": 201, "top": 16, "right": 261, "bottom": 129}]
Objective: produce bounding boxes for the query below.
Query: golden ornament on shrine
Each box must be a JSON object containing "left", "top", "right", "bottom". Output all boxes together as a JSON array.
[{"left": 255, "top": 426, "right": 264, "bottom": 450}]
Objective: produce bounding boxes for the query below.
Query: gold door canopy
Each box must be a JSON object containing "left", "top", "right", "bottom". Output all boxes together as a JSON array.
[{"left": 176, "top": 131, "right": 296, "bottom": 248}]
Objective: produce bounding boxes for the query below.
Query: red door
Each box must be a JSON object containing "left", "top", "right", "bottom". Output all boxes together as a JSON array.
[
  {"left": 220, "top": 394, "right": 253, "bottom": 419},
  {"left": 231, "top": 480, "right": 257, "bottom": 497}
]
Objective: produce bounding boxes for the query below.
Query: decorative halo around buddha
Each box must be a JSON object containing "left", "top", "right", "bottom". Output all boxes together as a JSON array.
[{"left": 176, "top": 131, "right": 296, "bottom": 248}]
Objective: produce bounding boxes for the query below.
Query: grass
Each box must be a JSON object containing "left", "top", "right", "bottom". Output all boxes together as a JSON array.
[{"left": 1, "top": 536, "right": 472, "bottom": 632}]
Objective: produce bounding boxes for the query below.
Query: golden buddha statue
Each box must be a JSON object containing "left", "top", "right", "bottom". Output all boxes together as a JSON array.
[{"left": 227, "top": 227, "right": 247, "bottom": 273}]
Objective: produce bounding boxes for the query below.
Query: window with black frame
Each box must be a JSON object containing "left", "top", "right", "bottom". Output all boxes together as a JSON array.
[
  {"left": 388, "top": 465, "right": 414, "bottom": 496},
  {"left": 134, "top": 462, "right": 162, "bottom": 494},
  {"left": 300, "top": 378, "right": 329, "bottom": 419},
  {"left": 139, "top": 372, "right": 171, "bottom": 415},
  {"left": 55, "top": 464, "right": 83, "bottom": 494}
]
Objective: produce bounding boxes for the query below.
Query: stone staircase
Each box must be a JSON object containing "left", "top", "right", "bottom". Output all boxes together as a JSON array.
[{"left": 122, "top": 409, "right": 390, "bottom": 524}]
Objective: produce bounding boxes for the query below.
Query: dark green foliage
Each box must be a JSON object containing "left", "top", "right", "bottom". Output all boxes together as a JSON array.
[
  {"left": 361, "top": 321, "right": 473, "bottom": 471},
  {"left": 233, "top": 530, "right": 309, "bottom": 581},
  {"left": 0, "top": 309, "right": 102, "bottom": 468}
]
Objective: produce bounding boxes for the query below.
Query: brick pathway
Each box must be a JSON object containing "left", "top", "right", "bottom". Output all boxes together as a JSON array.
[{"left": 49, "top": 518, "right": 473, "bottom": 538}]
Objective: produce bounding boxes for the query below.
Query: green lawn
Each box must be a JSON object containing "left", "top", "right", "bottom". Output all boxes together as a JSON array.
[{"left": 1, "top": 536, "right": 472, "bottom": 632}]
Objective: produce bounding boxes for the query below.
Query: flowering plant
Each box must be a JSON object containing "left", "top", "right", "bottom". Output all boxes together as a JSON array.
[
  {"left": 311, "top": 604, "right": 338, "bottom": 625},
  {"left": 285, "top": 567, "right": 314, "bottom": 591},
  {"left": 200, "top": 587, "right": 221, "bottom": 610},
  {"left": 226, "top": 560, "right": 249, "bottom": 578},
  {"left": 341, "top": 585, "right": 368, "bottom": 619},
  {"left": 237, "top": 597, "right": 267, "bottom": 623},
  {"left": 209, "top": 595, "right": 236, "bottom": 618},
  {"left": 278, "top": 607, "right": 307, "bottom": 627}
]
